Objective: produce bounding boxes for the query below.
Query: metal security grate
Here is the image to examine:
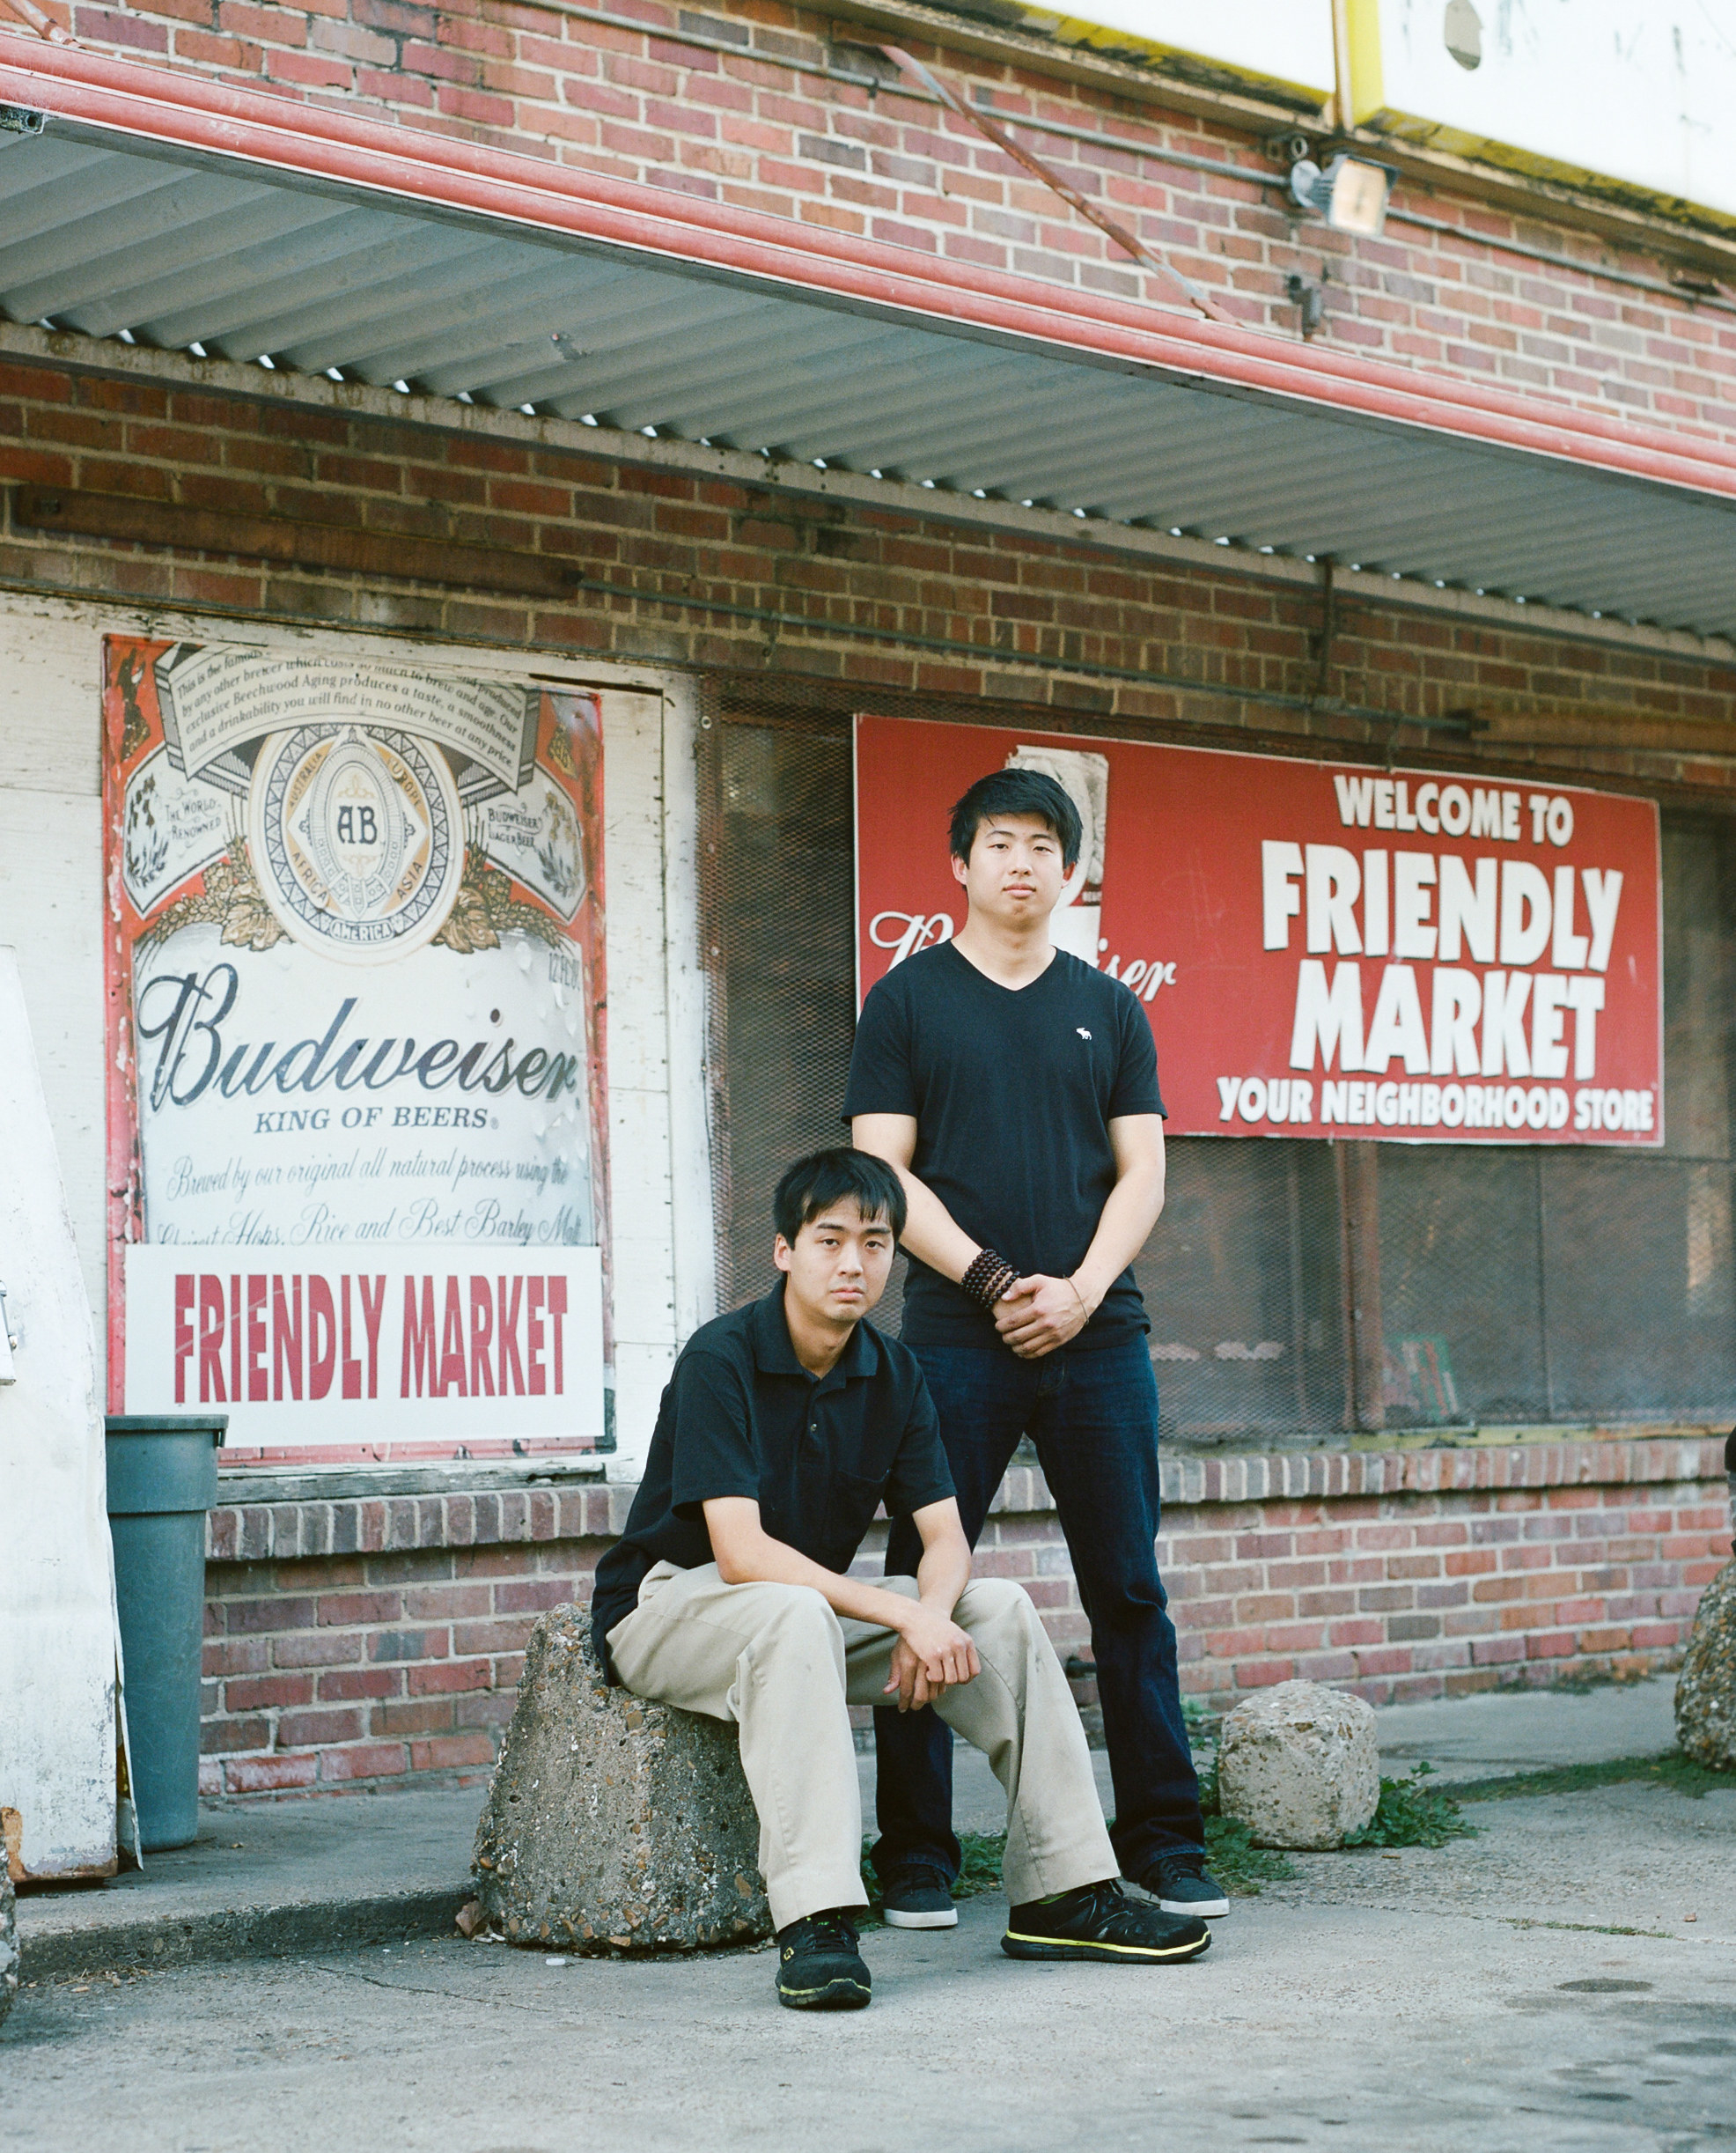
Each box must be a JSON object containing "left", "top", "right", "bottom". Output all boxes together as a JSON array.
[
  {"left": 702, "top": 695, "right": 868, "bottom": 1316},
  {"left": 700, "top": 686, "right": 1736, "bottom": 1444}
]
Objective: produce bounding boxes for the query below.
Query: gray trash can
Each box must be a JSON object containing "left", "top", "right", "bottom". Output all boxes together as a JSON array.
[{"left": 105, "top": 1414, "right": 226, "bottom": 1852}]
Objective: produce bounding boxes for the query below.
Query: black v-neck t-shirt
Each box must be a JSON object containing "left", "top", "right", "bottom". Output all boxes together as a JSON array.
[{"left": 843, "top": 942, "right": 1166, "bottom": 1349}]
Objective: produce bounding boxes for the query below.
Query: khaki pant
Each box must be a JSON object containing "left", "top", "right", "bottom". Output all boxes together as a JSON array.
[{"left": 607, "top": 1564, "right": 1118, "bottom": 1931}]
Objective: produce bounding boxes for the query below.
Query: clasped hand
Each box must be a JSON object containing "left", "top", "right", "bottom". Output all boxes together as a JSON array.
[
  {"left": 883, "top": 1605, "right": 981, "bottom": 1712},
  {"left": 993, "top": 1273, "right": 1093, "bottom": 1359}
]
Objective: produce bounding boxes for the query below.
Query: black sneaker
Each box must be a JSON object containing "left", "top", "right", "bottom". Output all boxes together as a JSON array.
[
  {"left": 1142, "top": 1850, "right": 1230, "bottom": 1918},
  {"left": 774, "top": 1910, "right": 872, "bottom": 2010},
  {"left": 1002, "top": 1879, "right": 1210, "bottom": 1964},
  {"left": 879, "top": 1866, "right": 959, "bottom": 1930}
]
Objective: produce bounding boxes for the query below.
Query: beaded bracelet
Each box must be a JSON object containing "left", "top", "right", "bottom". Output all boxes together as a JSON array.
[{"left": 960, "top": 1247, "right": 1019, "bottom": 1309}]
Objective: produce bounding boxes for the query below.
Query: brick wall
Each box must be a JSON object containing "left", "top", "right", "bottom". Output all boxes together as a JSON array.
[
  {"left": 5, "top": 352, "right": 1736, "bottom": 806},
  {"left": 195, "top": 1437, "right": 1731, "bottom": 1794},
  {"left": 200, "top": 1480, "right": 619, "bottom": 1795},
  {"left": 1151, "top": 1439, "right": 1730, "bottom": 1703},
  {"left": 12, "top": 0, "right": 1736, "bottom": 444}
]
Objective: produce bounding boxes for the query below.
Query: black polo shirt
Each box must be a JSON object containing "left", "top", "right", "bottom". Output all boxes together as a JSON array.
[{"left": 590, "top": 1286, "right": 955, "bottom": 1677}]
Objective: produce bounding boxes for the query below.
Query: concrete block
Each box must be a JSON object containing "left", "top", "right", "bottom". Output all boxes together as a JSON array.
[
  {"left": 1, "top": 1858, "right": 15, "bottom": 2027},
  {"left": 1675, "top": 1559, "right": 1736, "bottom": 1771},
  {"left": 1217, "top": 1677, "right": 1380, "bottom": 1850},
  {"left": 472, "top": 1604, "right": 769, "bottom": 1953}
]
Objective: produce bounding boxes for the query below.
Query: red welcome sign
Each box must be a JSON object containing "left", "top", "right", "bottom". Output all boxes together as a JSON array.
[{"left": 854, "top": 715, "right": 1662, "bottom": 1146}]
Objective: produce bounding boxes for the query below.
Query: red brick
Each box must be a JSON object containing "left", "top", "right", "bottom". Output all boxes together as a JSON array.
[
  {"left": 223, "top": 1753, "right": 320, "bottom": 1794},
  {"left": 318, "top": 1743, "right": 410, "bottom": 1781},
  {"left": 319, "top": 1591, "right": 403, "bottom": 1626},
  {"left": 276, "top": 1708, "right": 365, "bottom": 1748},
  {"left": 224, "top": 1674, "right": 315, "bottom": 1711},
  {"left": 274, "top": 1632, "right": 364, "bottom": 1668},
  {"left": 376, "top": 1699, "right": 458, "bottom": 1736},
  {"left": 403, "top": 1733, "right": 494, "bottom": 1771},
  {"left": 408, "top": 1658, "right": 494, "bottom": 1695},
  {"left": 316, "top": 1667, "right": 405, "bottom": 1701}
]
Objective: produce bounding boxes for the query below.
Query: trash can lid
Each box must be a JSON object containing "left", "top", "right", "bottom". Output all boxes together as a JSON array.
[
  {"left": 105, "top": 1416, "right": 228, "bottom": 1515},
  {"left": 105, "top": 1415, "right": 228, "bottom": 1439}
]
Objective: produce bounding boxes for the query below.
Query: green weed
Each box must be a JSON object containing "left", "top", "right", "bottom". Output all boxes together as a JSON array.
[
  {"left": 1182, "top": 1694, "right": 1219, "bottom": 1743},
  {"left": 1454, "top": 1751, "right": 1732, "bottom": 1803},
  {"left": 1342, "top": 1762, "right": 1478, "bottom": 1849},
  {"left": 1203, "top": 1815, "right": 1298, "bottom": 1892}
]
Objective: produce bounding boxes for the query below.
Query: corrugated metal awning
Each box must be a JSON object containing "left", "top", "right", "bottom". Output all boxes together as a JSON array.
[{"left": 3, "top": 41, "right": 1735, "bottom": 641}]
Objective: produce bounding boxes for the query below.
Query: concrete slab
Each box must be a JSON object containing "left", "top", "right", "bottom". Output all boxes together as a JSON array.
[
  {"left": 9, "top": 1677, "right": 1692, "bottom": 1986},
  {"left": 1373, "top": 1677, "right": 1680, "bottom": 1781},
  {"left": 858, "top": 1677, "right": 1682, "bottom": 1837},
  {"left": 2, "top": 1778, "right": 1732, "bottom": 2153},
  {"left": 11, "top": 1790, "right": 480, "bottom": 1978}
]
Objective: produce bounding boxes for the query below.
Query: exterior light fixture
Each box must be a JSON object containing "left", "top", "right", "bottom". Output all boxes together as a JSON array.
[{"left": 1289, "top": 154, "right": 1394, "bottom": 237}]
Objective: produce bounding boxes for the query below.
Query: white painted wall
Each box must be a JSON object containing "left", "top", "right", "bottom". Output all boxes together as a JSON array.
[
  {"left": 0, "top": 596, "right": 107, "bottom": 1355},
  {"left": 0, "top": 948, "right": 116, "bottom": 1877},
  {"left": 0, "top": 593, "right": 710, "bottom": 1476}
]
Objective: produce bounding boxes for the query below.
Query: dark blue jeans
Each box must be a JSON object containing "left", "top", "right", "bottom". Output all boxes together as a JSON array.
[{"left": 873, "top": 1336, "right": 1203, "bottom": 1885}]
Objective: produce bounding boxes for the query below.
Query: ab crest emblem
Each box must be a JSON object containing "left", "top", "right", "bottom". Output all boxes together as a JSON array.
[{"left": 246, "top": 722, "right": 465, "bottom": 962}]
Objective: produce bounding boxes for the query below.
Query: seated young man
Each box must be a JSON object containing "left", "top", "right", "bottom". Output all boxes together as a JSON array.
[{"left": 590, "top": 1147, "right": 1210, "bottom": 2011}]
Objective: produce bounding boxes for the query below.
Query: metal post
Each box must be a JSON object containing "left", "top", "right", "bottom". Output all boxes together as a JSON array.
[{"left": 1337, "top": 1139, "right": 1386, "bottom": 1432}]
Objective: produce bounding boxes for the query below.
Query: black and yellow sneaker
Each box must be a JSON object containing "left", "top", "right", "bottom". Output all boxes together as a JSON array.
[
  {"left": 1002, "top": 1879, "right": 1210, "bottom": 1965},
  {"left": 775, "top": 1910, "right": 873, "bottom": 2010}
]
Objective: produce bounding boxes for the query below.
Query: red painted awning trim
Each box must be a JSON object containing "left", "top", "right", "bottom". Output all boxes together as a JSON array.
[{"left": 4, "top": 33, "right": 1736, "bottom": 505}]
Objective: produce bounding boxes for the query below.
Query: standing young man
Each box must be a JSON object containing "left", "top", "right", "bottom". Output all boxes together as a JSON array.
[
  {"left": 847, "top": 768, "right": 1226, "bottom": 1927},
  {"left": 591, "top": 1147, "right": 1210, "bottom": 2011}
]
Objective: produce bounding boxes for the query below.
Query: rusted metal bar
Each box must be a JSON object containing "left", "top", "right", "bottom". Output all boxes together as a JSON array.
[
  {"left": 1313, "top": 554, "right": 1336, "bottom": 704},
  {"left": 879, "top": 44, "right": 1232, "bottom": 326},
  {"left": 0, "top": 0, "right": 74, "bottom": 47},
  {"left": 1337, "top": 1139, "right": 1386, "bottom": 1433}
]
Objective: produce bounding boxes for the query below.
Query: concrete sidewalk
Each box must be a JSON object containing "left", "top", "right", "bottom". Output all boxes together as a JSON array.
[
  {"left": 4, "top": 1762, "right": 1732, "bottom": 2153},
  {"left": 900, "top": 1673, "right": 1685, "bottom": 1832},
  {"left": 12, "top": 1676, "right": 1686, "bottom": 1978},
  {"left": 13, "top": 1789, "right": 478, "bottom": 1980},
  {"left": 1372, "top": 1675, "right": 1681, "bottom": 1783}
]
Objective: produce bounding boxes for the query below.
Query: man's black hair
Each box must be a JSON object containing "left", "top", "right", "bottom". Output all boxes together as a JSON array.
[
  {"left": 773, "top": 1147, "right": 907, "bottom": 1246},
  {"left": 949, "top": 768, "right": 1082, "bottom": 872}
]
